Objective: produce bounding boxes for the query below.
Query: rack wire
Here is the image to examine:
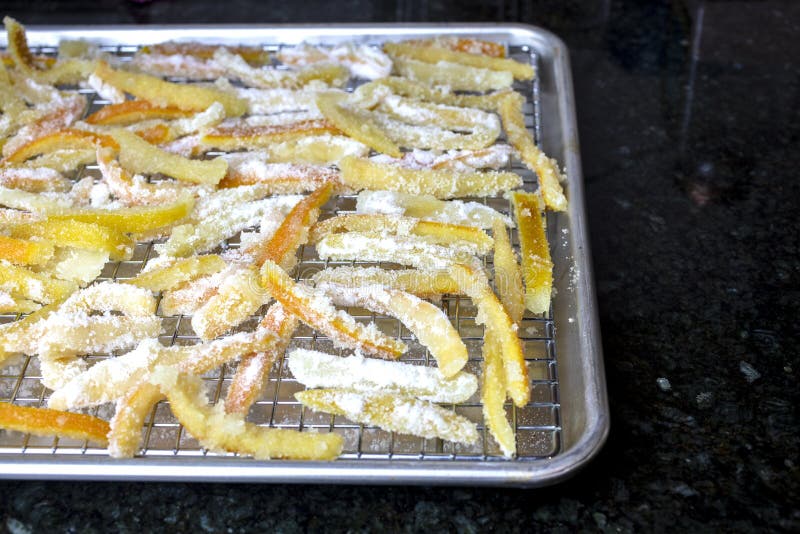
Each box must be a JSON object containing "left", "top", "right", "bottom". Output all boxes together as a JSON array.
[{"left": 0, "top": 42, "right": 561, "bottom": 463}]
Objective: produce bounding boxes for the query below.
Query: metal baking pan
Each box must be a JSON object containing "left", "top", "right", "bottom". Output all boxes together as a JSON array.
[{"left": 0, "top": 23, "right": 608, "bottom": 487}]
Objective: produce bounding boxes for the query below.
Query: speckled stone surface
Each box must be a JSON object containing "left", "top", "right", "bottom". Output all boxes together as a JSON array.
[{"left": 1, "top": 1, "right": 798, "bottom": 531}]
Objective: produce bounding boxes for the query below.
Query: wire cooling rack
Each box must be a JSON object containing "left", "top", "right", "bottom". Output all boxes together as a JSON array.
[{"left": 0, "top": 41, "right": 562, "bottom": 464}]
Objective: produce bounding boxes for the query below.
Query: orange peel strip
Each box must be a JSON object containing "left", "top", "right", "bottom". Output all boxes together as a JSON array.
[
  {"left": 264, "top": 134, "right": 369, "bottom": 165},
  {"left": 246, "top": 181, "right": 334, "bottom": 269},
  {"left": 261, "top": 259, "right": 406, "bottom": 360},
  {"left": 403, "top": 37, "right": 506, "bottom": 58},
  {"left": 0, "top": 260, "right": 77, "bottom": 305},
  {"left": 96, "top": 146, "right": 193, "bottom": 207},
  {"left": 288, "top": 349, "right": 477, "bottom": 403},
  {"left": 511, "top": 190, "right": 553, "bottom": 315},
  {"left": 85, "top": 100, "right": 196, "bottom": 125},
  {"left": 297, "top": 389, "right": 478, "bottom": 445},
  {"left": 0, "top": 402, "right": 109, "bottom": 445},
  {"left": 311, "top": 266, "right": 460, "bottom": 298},
  {"left": 316, "top": 92, "right": 402, "bottom": 157},
  {"left": 225, "top": 303, "right": 298, "bottom": 415},
  {"left": 21, "top": 149, "right": 96, "bottom": 174},
  {"left": 3, "top": 17, "right": 37, "bottom": 71},
  {"left": 392, "top": 57, "right": 512, "bottom": 92},
  {"left": 448, "top": 262, "right": 530, "bottom": 407},
  {"left": 309, "top": 213, "right": 493, "bottom": 255},
  {"left": 219, "top": 160, "right": 341, "bottom": 193},
  {"left": 385, "top": 42, "right": 533, "bottom": 80},
  {"left": 10, "top": 218, "right": 134, "bottom": 261},
  {"left": 112, "top": 129, "right": 227, "bottom": 186},
  {"left": 201, "top": 119, "right": 338, "bottom": 152},
  {"left": 125, "top": 255, "right": 226, "bottom": 292},
  {"left": 48, "top": 192, "right": 194, "bottom": 233},
  {"left": 108, "top": 382, "right": 162, "bottom": 458},
  {"left": 0, "top": 235, "right": 54, "bottom": 266},
  {"left": 0, "top": 167, "right": 72, "bottom": 193},
  {"left": 315, "top": 231, "right": 477, "bottom": 271},
  {"left": 371, "top": 77, "right": 507, "bottom": 111},
  {"left": 355, "top": 190, "right": 512, "bottom": 229},
  {"left": 93, "top": 61, "right": 246, "bottom": 116},
  {"left": 2, "top": 128, "right": 117, "bottom": 165},
  {"left": 492, "top": 219, "right": 525, "bottom": 325},
  {"left": 140, "top": 42, "right": 270, "bottom": 64},
  {"left": 498, "top": 93, "right": 567, "bottom": 211},
  {"left": 319, "top": 283, "right": 468, "bottom": 377},
  {"left": 149, "top": 365, "right": 343, "bottom": 460},
  {"left": 482, "top": 328, "right": 516, "bottom": 458},
  {"left": 339, "top": 156, "right": 521, "bottom": 199}
]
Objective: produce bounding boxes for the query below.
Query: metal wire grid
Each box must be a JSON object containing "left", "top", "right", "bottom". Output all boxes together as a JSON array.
[{"left": 0, "top": 42, "right": 561, "bottom": 462}]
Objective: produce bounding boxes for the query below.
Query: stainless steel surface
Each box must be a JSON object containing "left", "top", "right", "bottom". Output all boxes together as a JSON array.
[{"left": 0, "top": 24, "right": 608, "bottom": 487}]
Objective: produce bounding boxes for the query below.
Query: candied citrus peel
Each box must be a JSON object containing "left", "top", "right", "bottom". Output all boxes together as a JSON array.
[
  {"left": 10, "top": 218, "right": 134, "bottom": 260},
  {"left": 392, "top": 56, "right": 513, "bottom": 93},
  {"left": 201, "top": 119, "right": 338, "bottom": 152},
  {"left": 288, "top": 349, "right": 477, "bottom": 404},
  {"left": 108, "top": 383, "right": 163, "bottom": 458},
  {"left": 2, "top": 128, "right": 118, "bottom": 165},
  {"left": 482, "top": 329, "right": 516, "bottom": 458},
  {"left": 448, "top": 262, "right": 530, "bottom": 407},
  {"left": 309, "top": 213, "right": 493, "bottom": 255},
  {"left": 385, "top": 41, "right": 534, "bottom": 80},
  {"left": 0, "top": 235, "right": 54, "bottom": 266},
  {"left": 498, "top": 93, "right": 567, "bottom": 211},
  {"left": 93, "top": 61, "right": 246, "bottom": 116},
  {"left": 0, "top": 261, "right": 77, "bottom": 305},
  {"left": 297, "top": 389, "right": 478, "bottom": 445},
  {"left": 319, "top": 283, "right": 468, "bottom": 377},
  {"left": 225, "top": 303, "right": 298, "bottom": 415},
  {"left": 85, "top": 100, "right": 196, "bottom": 125},
  {"left": 125, "top": 254, "right": 226, "bottom": 292},
  {"left": 401, "top": 37, "right": 507, "bottom": 58},
  {"left": 311, "top": 266, "right": 461, "bottom": 298},
  {"left": 247, "top": 181, "right": 334, "bottom": 269},
  {"left": 339, "top": 156, "right": 521, "bottom": 199},
  {"left": 492, "top": 219, "right": 525, "bottom": 325},
  {"left": 112, "top": 129, "right": 228, "bottom": 186},
  {"left": 48, "top": 192, "right": 194, "bottom": 233},
  {"left": 0, "top": 402, "right": 109, "bottom": 445},
  {"left": 511, "top": 190, "right": 553, "bottom": 315},
  {"left": 316, "top": 92, "right": 402, "bottom": 157},
  {"left": 261, "top": 259, "right": 406, "bottom": 360},
  {"left": 3, "top": 16, "right": 38, "bottom": 71},
  {"left": 140, "top": 42, "right": 271, "bottom": 65},
  {"left": 149, "top": 366, "right": 343, "bottom": 460}
]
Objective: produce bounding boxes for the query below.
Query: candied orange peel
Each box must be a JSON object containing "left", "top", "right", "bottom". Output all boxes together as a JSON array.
[
  {"left": 85, "top": 100, "right": 197, "bottom": 126},
  {"left": 261, "top": 259, "right": 406, "bottom": 360},
  {"left": 2, "top": 128, "right": 118, "bottom": 165},
  {"left": 0, "top": 402, "right": 109, "bottom": 445},
  {"left": 511, "top": 190, "right": 553, "bottom": 315},
  {"left": 0, "top": 23, "right": 568, "bottom": 462},
  {"left": 448, "top": 262, "right": 530, "bottom": 407},
  {"left": 93, "top": 61, "right": 246, "bottom": 116}
]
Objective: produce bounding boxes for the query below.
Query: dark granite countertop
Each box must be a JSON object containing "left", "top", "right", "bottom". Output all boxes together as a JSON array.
[{"left": 1, "top": 1, "right": 798, "bottom": 531}]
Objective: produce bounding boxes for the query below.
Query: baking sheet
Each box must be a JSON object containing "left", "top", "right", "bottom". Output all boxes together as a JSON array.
[{"left": 0, "top": 24, "right": 608, "bottom": 486}]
